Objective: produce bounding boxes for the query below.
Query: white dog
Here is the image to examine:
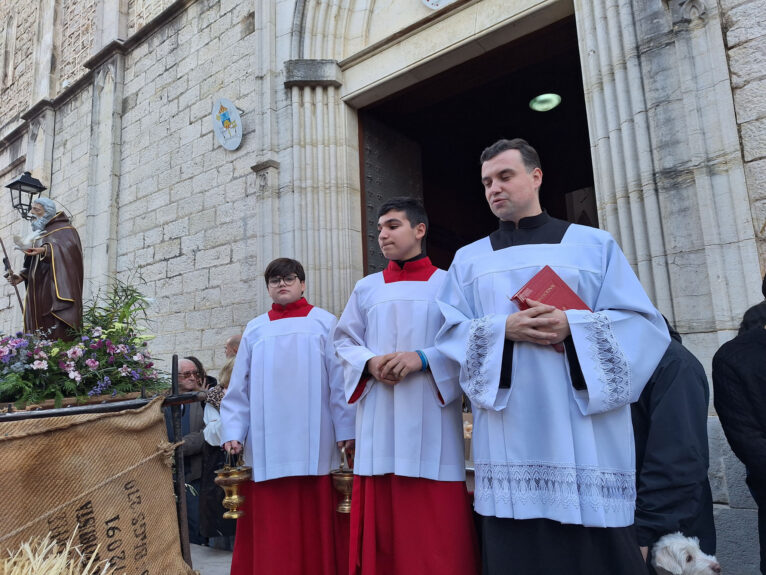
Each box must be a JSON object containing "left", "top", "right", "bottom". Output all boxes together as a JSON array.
[{"left": 652, "top": 532, "right": 722, "bottom": 575}]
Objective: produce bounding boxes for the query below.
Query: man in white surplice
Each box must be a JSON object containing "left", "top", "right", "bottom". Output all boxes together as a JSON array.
[
  {"left": 334, "top": 198, "right": 479, "bottom": 575},
  {"left": 435, "top": 139, "right": 670, "bottom": 574}
]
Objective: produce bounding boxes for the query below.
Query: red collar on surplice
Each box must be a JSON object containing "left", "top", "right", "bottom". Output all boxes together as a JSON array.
[
  {"left": 268, "top": 297, "right": 314, "bottom": 321},
  {"left": 382, "top": 257, "right": 437, "bottom": 283}
]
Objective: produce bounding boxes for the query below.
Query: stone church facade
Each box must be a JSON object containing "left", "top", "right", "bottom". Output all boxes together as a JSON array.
[{"left": 0, "top": 0, "right": 764, "bottom": 569}]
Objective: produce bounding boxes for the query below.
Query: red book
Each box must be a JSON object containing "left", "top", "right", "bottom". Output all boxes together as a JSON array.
[{"left": 511, "top": 266, "right": 590, "bottom": 312}]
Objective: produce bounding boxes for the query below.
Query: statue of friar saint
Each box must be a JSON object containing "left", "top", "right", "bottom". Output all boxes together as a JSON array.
[{"left": 6, "top": 198, "right": 83, "bottom": 341}]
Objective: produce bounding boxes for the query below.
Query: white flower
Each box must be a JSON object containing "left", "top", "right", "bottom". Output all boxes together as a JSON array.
[{"left": 31, "top": 360, "right": 48, "bottom": 370}]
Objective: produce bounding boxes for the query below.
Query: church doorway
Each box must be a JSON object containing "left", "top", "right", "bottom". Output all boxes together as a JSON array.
[{"left": 358, "top": 16, "right": 595, "bottom": 273}]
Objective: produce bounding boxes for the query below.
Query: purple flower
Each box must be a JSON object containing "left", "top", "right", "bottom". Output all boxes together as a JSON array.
[{"left": 88, "top": 376, "right": 111, "bottom": 397}]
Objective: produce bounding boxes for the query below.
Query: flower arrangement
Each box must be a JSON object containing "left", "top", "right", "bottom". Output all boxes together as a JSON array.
[{"left": 0, "top": 279, "right": 167, "bottom": 408}]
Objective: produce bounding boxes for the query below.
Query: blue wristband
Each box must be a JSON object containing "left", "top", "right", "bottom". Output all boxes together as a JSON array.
[{"left": 415, "top": 350, "right": 429, "bottom": 372}]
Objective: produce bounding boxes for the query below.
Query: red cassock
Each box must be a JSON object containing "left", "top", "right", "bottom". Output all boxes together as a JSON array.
[
  {"left": 230, "top": 476, "right": 350, "bottom": 575},
  {"left": 348, "top": 474, "right": 480, "bottom": 575}
]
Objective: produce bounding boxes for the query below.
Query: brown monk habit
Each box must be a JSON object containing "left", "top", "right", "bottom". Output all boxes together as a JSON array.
[{"left": 21, "top": 212, "right": 84, "bottom": 341}]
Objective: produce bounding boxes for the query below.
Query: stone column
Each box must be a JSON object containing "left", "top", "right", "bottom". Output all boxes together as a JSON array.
[
  {"left": 79, "top": 0, "right": 128, "bottom": 301},
  {"left": 83, "top": 56, "right": 124, "bottom": 302},
  {"left": 32, "top": 0, "right": 58, "bottom": 103},
  {"left": 94, "top": 0, "right": 128, "bottom": 49},
  {"left": 574, "top": 0, "right": 674, "bottom": 317},
  {"left": 23, "top": 107, "right": 55, "bottom": 187},
  {"left": 22, "top": 0, "right": 59, "bottom": 190},
  {"left": 284, "top": 59, "right": 360, "bottom": 313},
  {"left": 574, "top": 0, "right": 762, "bottom": 356}
]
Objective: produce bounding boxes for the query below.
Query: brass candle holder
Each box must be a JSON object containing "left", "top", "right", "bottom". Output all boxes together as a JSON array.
[
  {"left": 215, "top": 450, "right": 252, "bottom": 519},
  {"left": 330, "top": 446, "right": 354, "bottom": 514}
]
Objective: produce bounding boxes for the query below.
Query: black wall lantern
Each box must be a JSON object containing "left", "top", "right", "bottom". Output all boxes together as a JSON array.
[{"left": 5, "top": 171, "right": 47, "bottom": 220}]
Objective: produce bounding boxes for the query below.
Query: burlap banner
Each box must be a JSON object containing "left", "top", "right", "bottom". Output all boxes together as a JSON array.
[{"left": 0, "top": 397, "right": 195, "bottom": 575}]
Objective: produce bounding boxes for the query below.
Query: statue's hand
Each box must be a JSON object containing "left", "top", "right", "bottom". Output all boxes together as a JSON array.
[
  {"left": 5, "top": 273, "right": 23, "bottom": 286},
  {"left": 23, "top": 247, "right": 45, "bottom": 256}
]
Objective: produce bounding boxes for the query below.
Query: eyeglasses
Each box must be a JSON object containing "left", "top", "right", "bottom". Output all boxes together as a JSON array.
[
  {"left": 179, "top": 370, "right": 200, "bottom": 379},
  {"left": 268, "top": 274, "right": 299, "bottom": 287}
]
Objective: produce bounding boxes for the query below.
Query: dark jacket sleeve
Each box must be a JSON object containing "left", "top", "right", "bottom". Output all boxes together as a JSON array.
[
  {"left": 182, "top": 401, "right": 206, "bottom": 457},
  {"left": 713, "top": 349, "right": 766, "bottom": 481},
  {"left": 633, "top": 342, "right": 713, "bottom": 550}
]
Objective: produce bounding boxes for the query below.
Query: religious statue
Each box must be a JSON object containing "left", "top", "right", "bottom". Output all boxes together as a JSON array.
[{"left": 5, "top": 198, "right": 83, "bottom": 341}]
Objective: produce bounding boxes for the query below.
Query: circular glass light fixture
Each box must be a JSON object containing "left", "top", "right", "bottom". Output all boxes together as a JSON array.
[{"left": 529, "top": 93, "right": 562, "bottom": 112}]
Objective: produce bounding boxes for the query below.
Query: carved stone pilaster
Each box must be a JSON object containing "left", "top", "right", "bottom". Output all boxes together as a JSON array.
[
  {"left": 283, "top": 78, "right": 360, "bottom": 314},
  {"left": 83, "top": 55, "right": 125, "bottom": 301},
  {"left": 575, "top": 0, "right": 761, "bottom": 352},
  {"left": 24, "top": 109, "right": 55, "bottom": 186}
]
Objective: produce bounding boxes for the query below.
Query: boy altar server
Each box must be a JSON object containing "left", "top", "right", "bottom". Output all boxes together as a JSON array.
[
  {"left": 435, "top": 139, "right": 670, "bottom": 575},
  {"left": 334, "top": 198, "right": 479, "bottom": 575},
  {"left": 221, "top": 258, "right": 355, "bottom": 575}
]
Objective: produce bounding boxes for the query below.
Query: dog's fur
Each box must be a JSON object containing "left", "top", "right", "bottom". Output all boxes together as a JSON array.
[{"left": 652, "top": 532, "right": 721, "bottom": 575}]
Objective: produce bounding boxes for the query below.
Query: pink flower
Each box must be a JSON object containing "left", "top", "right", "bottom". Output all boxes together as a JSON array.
[
  {"left": 66, "top": 346, "right": 84, "bottom": 360},
  {"left": 34, "top": 350, "right": 48, "bottom": 360},
  {"left": 119, "top": 364, "right": 131, "bottom": 376},
  {"left": 92, "top": 327, "right": 103, "bottom": 338},
  {"left": 133, "top": 353, "right": 144, "bottom": 362},
  {"left": 31, "top": 360, "right": 48, "bottom": 370},
  {"left": 85, "top": 358, "right": 99, "bottom": 369},
  {"left": 68, "top": 370, "right": 82, "bottom": 383}
]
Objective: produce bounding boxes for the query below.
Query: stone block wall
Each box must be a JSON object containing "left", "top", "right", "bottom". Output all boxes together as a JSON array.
[
  {"left": 50, "top": 87, "right": 93, "bottom": 227},
  {"left": 128, "top": 0, "right": 176, "bottom": 36},
  {"left": 723, "top": 0, "right": 766, "bottom": 271},
  {"left": 0, "top": 0, "right": 37, "bottom": 129},
  {"left": 117, "top": 0, "right": 261, "bottom": 370},
  {"left": 59, "top": 0, "right": 96, "bottom": 90}
]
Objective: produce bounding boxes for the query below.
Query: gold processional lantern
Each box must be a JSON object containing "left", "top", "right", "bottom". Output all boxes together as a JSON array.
[
  {"left": 215, "top": 451, "right": 252, "bottom": 519},
  {"left": 331, "top": 446, "right": 354, "bottom": 514},
  {"left": 4, "top": 171, "right": 46, "bottom": 221}
]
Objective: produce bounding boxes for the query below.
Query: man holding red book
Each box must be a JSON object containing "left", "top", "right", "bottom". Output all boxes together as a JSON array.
[{"left": 435, "top": 138, "right": 670, "bottom": 575}]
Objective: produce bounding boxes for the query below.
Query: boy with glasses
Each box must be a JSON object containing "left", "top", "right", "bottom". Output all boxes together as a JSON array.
[
  {"left": 334, "top": 198, "right": 479, "bottom": 575},
  {"left": 221, "top": 257, "right": 355, "bottom": 575}
]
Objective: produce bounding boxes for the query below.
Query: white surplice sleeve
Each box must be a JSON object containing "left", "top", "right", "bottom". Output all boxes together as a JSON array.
[
  {"left": 325, "top": 316, "right": 356, "bottom": 441},
  {"left": 203, "top": 403, "right": 222, "bottom": 447},
  {"left": 334, "top": 287, "right": 376, "bottom": 403},
  {"left": 220, "top": 328, "right": 253, "bottom": 446},
  {"left": 420, "top": 344, "right": 463, "bottom": 406},
  {"left": 565, "top": 236, "right": 670, "bottom": 415},
  {"left": 435, "top": 257, "right": 511, "bottom": 411}
]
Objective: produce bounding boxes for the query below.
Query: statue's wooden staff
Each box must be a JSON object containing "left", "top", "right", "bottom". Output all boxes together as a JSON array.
[{"left": 0, "top": 237, "right": 24, "bottom": 311}]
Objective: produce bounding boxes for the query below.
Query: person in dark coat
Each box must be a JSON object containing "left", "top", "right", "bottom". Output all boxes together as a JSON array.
[
  {"left": 632, "top": 320, "right": 715, "bottom": 571},
  {"left": 166, "top": 355, "right": 217, "bottom": 546},
  {"left": 713, "top": 299, "right": 766, "bottom": 574},
  {"left": 738, "top": 274, "right": 766, "bottom": 335}
]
